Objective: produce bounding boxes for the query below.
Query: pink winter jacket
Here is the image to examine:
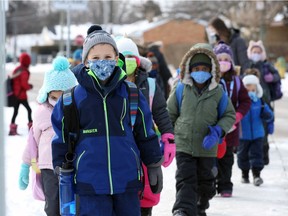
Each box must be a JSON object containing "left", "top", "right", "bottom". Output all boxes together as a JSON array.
[{"left": 22, "top": 102, "right": 54, "bottom": 170}]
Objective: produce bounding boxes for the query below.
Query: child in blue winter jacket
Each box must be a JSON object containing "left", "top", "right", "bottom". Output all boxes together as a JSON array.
[
  {"left": 51, "top": 25, "right": 163, "bottom": 216},
  {"left": 238, "top": 74, "right": 274, "bottom": 186}
]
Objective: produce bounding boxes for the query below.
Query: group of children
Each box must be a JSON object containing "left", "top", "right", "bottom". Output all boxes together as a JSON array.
[{"left": 16, "top": 24, "right": 279, "bottom": 216}]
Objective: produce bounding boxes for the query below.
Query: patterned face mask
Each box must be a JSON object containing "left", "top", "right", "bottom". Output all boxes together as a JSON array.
[
  {"left": 190, "top": 71, "right": 212, "bottom": 84},
  {"left": 88, "top": 59, "right": 116, "bottom": 81}
]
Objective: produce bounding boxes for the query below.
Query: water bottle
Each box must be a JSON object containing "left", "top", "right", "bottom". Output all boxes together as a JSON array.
[{"left": 59, "top": 166, "right": 76, "bottom": 216}]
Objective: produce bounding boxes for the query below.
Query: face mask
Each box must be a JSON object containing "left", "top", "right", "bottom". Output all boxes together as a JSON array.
[
  {"left": 190, "top": 71, "right": 212, "bottom": 84},
  {"left": 125, "top": 58, "right": 138, "bottom": 75},
  {"left": 219, "top": 61, "right": 231, "bottom": 73},
  {"left": 248, "top": 91, "right": 258, "bottom": 102},
  {"left": 48, "top": 97, "right": 58, "bottom": 107},
  {"left": 88, "top": 59, "right": 116, "bottom": 81},
  {"left": 250, "top": 53, "right": 262, "bottom": 63}
]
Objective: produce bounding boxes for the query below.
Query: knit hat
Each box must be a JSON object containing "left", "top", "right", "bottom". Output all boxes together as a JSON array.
[
  {"left": 189, "top": 53, "right": 212, "bottom": 69},
  {"left": 19, "top": 52, "right": 31, "bottom": 67},
  {"left": 82, "top": 25, "right": 119, "bottom": 63},
  {"left": 116, "top": 37, "right": 140, "bottom": 58},
  {"left": 73, "top": 49, "right": 83, "bottom": 62},
  {"left": 242, "top": 74, "right": 263, "bottom": 98},
  {"left": 37, "top": 56, "right": 77, "bottom": 104},
  {"left": 213, "top": 41, "right": 234, "bottom": 62}
]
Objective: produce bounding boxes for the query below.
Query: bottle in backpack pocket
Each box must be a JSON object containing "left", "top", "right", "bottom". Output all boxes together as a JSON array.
[{"left": 59, "top": 167, "right": 76, "bottom": 216}]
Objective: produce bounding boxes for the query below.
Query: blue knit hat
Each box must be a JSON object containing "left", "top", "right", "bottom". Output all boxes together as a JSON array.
[
  {"left": 73, "top": 49, "right": 83, "bottom": 62},
  {"left": 213, "top": 41, "right": 234, "bottom": 62},
  {"left": 37, "top": 56, "right": 77, "bottom": 104}
]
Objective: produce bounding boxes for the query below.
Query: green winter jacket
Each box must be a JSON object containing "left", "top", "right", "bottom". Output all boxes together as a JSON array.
[{"left": 167, "top": 43, "right": 236, "bottom": 157}]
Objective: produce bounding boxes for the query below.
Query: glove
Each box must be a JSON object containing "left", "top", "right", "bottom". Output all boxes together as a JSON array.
[
  {"left": 19, "top": 163, "right": 30, "bottom": 190},
  {"left": 264, "top": 73, "right": 274, "bottom": 83},
  {"left": 147, "top": 159, "right": 163, "bottom": 194},
  {"left": 267, "top": 121, "right": 274, "bottom": 135},
  {"left": 31, "top": 158, "right": 41, "bottom": 174},
  {"left": 217, "top": 138, "right": 227, "bottom": 159},
  {"left": 29, "top": 84, "right": 33, "bottom": 89},
  {"left": 203, "top": 125, "right": 222, "bottom": 150},
  {"left": 235, "top": 112, "right": 243, "bottom": 124},
  {"left": 161, "top": 133, "right": 176, "bottom": 168}
]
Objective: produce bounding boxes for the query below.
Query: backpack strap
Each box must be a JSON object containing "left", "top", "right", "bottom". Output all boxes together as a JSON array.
[
  {"left": 62, "top": 86, "right": 79, "bottom": 163},
  {"left": 217, "top": 88, "right": 229, "bottom": 119},
  {"left": 147, "top": 77, "right": 156, "bottom": 111},
  {"left": 125, "top": 81, "right": 139, "bottom": 130},
  {"left": 176, "top": 81, "right": 184, "bottom": 113}
]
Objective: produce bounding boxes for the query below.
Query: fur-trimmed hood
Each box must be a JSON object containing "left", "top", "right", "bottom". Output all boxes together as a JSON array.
[
  {"left": 247, "top": 40, "right": 267, "bottom": 61},
  {"left": 179, "top": 43, "right": 220, "bottom": 90}
]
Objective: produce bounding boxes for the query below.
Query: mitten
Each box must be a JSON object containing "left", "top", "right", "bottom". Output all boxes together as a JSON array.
[
  {"left": 31, "top": 158, "right": 41, "bottom": 174},
  {"left": 235, "top": 112, "right": 243, "bottom": 124},
  {"left": 19, "top": 163, "right": 30, "bottom": 190},
  {"left": 267, "top": 121, "right": 274, "bottom": 135},
  {"left": 147, "top": 159, "right": 163, "bottom": 194},
  {"left": 203, "top": 125, "right": 222, "bottom": 150},
  {"left": 217, "top": 138, "right": 227, "bottom": 159},
  {"left": 264, "top": 73, "right": 274, "bottom": 83},
  {"left": 161, "top": 133, "right": 176, "bottom": 168}
]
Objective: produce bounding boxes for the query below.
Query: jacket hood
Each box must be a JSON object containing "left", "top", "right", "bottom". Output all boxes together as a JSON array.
[
  {"left": 179, "top": 43, "right": 220, "bottom": 90},
  {"left": 19, "top": 53, "right": 31, "bottom": 67},
  {"left": 247, "top": 40, "right": 267, "bottom": 61}
]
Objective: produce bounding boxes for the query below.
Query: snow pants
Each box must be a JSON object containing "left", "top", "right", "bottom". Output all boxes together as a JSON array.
[
  {"left": 172, "top": 152, "right": 216, "bottom": 216},
  {"left": 78, "top": 192, "right": 140, "bottom": 216}
]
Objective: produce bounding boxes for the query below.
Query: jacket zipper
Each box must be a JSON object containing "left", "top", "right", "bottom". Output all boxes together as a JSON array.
[
  {"left": 74, "top": 150, "right": 86, "bottom": 184},
  {"left": 131, "top": 147, "right": 142, "bottom": 180},
  {"left": 120, "top": 98, "right": 126, "bottom": 131}
]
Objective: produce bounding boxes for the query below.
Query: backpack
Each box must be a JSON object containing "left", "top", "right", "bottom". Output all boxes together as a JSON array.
[
  {"left": 263, "top": 63, "right": 283, "bottom": 101},
  {"left": 220, "top": 76, "right": 241, "bottom": 106},
  {"left": 5, "top": 68, "right": 23, "bottom": 107},
  {"left": 61, "top": 81, "right": 139, "bottom": 163}
]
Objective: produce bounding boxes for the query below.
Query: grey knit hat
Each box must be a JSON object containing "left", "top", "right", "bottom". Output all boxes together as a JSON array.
[{"left": 82, "top": 25, "right": 119, "bottom": 63}]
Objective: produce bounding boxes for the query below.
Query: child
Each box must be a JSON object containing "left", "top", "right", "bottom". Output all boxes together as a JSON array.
[
  {"left": 51, "top": 25, "right": 163, "bottom": 216},
  {"left": 247, "top": 40, "right": 281, "bottom": 164},
  {"left": 167, "top": 43, "right": 235, "bottom": 216},
  {"left": 18, "top": 56, "right": 77, "bottom": 216},
  {"left": 116, "top": 37, "right": 175, "bottom": 216},
  {"left": 213, "top": 42, "right": 251, "bottom": 197},
  {"left": 238, "top": 74, "right": 274, "bottom": 186},
  {"left": 9, "top": 52, "right": 33, "bottom": 135}
]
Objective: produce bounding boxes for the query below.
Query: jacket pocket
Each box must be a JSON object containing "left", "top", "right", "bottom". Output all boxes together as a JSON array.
[
  {"left": 120, "top": 98, "right": 127, "bottom": 131},
  {"left": 74, "top": 150, "right": 86, "bottom": 184},
  {"left": 131, "top": 147, "right": 142, "bottom": 181}
]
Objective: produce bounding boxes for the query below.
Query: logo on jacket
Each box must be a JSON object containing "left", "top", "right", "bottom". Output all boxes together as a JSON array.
[{"left": 83, "top": 128, "right": 98, "bottom": 134}]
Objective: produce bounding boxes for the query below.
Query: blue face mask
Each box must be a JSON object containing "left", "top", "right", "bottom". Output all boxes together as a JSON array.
[
  {"left": 190, "top": 71, "right": 212, "bottom": 84},
  {"left": 248, "top": 91, "right": 258, "bottom": 102},
  {"left": 88, "top": 60, "right": 116, "bottom": 81}
]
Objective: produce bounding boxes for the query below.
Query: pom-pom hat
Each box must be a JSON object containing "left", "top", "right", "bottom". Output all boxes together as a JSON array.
[
  {"left": 82, "top": 25, "right": 119, "bottom": 63},
  {"left": 37, "top": 56, "right": 77, "bottom": 104},
  {"left": 242, "top": 74, "right": 263, "bottom": 98}
]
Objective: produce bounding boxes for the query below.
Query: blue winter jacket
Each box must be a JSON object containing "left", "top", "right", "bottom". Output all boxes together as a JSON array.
[
  {"left": 51, "top": 64, "right": 162, "bottom": 195},
  {"left": 240, "top": 98, "right": 273, "bottom": 140}
]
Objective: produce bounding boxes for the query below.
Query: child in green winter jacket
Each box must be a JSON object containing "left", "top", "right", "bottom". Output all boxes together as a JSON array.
[{"left": 167, "top": 43, "right": 235, "bottom": 216}]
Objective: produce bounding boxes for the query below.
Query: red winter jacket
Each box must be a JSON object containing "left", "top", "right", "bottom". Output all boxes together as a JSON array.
[{"left": 12, "top": 53, "right": 32, "bottom": 100}]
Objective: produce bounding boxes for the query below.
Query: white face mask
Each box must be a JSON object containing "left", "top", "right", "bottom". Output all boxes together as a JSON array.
[
  {"left": 250, "top": 53, "right": 262, "bottom": 62},
  {"left": 48, "top": 98, "right": 58, "bottom": 107}
]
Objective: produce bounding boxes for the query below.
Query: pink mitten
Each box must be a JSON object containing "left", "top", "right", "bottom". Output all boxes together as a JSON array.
[
  {"left": 161, "top": 133, "right": 175, "bottom": 168},
  {"left": 264, "top": 73, "right": 274, "bottom": 83},
  {"left": 235, "top": 112, "right": 243, "bottom": 124}
]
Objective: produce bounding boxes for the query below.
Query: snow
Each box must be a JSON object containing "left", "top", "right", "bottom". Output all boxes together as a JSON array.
[{"left": 3, "top": 70, "right": 288, "bottom": 215}]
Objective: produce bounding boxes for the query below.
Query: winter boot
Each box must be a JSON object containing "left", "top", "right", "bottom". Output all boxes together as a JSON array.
[
  {"left": 9, "top": 123, "right": 19, "bottom": 136},
  {"left": 241, "top": 170, "right": 250, "bottom": 183},
  {"left": 27, "top": 122, "right": 33, "bottom": 130},
  {"left": 252, "top": 168, "right": 263, "bottom": 186},
  {"left": 173, "top": 209, "right": 188, "bottom": 216},
  {"left": 141, "top": 207, "right": 152, "bottom": 216}
]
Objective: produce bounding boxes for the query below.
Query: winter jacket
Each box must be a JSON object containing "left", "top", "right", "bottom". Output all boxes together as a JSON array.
[
  {"left": 248, "top": 61, "right": 281, "bottom": 103},
  {"left": 22, "top": 103, "right": 54, "bottom": 169},
  {"left": 240, "top": 98, "right": 273, "bottom": 140},
  {"left": 220, "top": 76, "right": 251, "bottom": 147},
  {"left": 167, "top": 43, "right": 236, "bottom": 157},
  {"left": 135, "top": 65, "right": 173, "bottom": 135},
  {"left": 52, "top": 64, "right": 162, "bottom": 195},
  {"left": 12, "top": 53, "right": 32, "bottom": 100},
  {"left": 229, "top": 29, "right": 249, "bottom": 75}
]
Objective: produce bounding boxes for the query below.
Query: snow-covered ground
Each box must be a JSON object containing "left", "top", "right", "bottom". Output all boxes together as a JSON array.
[{"left": 3, "top": 71, "right": 288, "bottom": 215}]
